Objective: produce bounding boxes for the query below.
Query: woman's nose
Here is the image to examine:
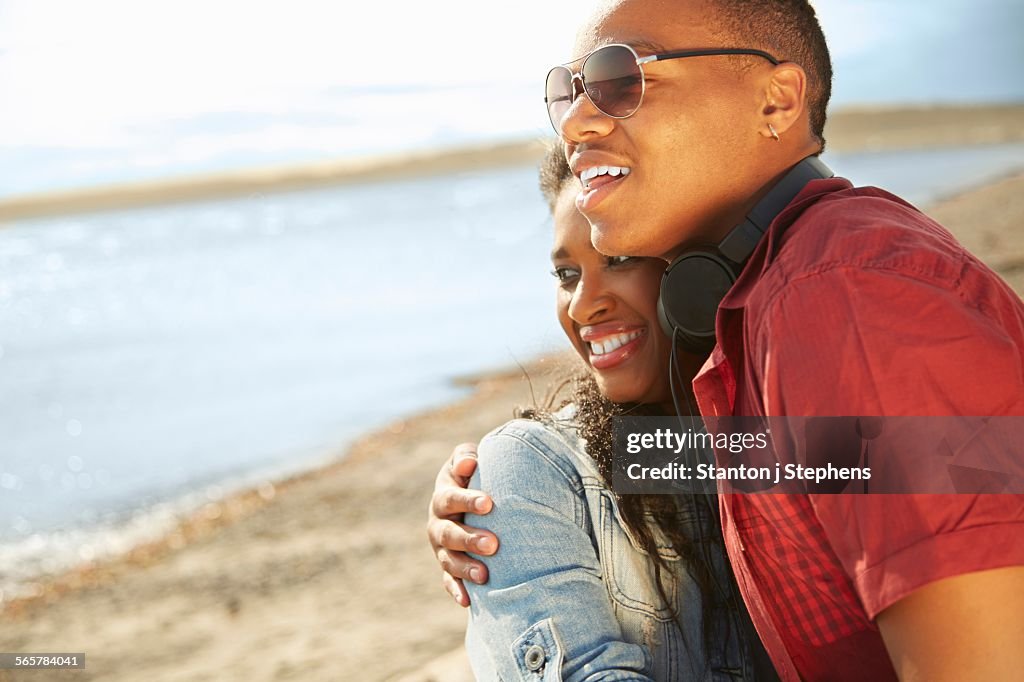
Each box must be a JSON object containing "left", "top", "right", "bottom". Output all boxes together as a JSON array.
[{"left": 568, "top": 274, "right": 614, "bottom": 323}]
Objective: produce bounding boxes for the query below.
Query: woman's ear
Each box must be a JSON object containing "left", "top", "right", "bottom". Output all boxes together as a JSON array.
[{"left": 758, "top": 62, "right": 808, "bottom": 141}]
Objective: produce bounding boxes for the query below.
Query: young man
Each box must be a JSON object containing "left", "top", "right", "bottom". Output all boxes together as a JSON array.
[{"left": 428, "top": 1, "right": 1024, "bottom": 679}]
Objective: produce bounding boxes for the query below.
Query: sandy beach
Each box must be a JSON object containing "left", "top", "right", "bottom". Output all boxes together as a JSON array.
[{"left": 1, "top": 108, "right": 1023, "bottom": 681}]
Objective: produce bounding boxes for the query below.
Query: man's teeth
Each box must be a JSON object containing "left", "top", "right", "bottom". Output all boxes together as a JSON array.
[
  {"left": 589, "top": 330, "right": 642, "bottom": 356},
  {"left": 581, "top": 165, "right": 631, "bottom": 188}
]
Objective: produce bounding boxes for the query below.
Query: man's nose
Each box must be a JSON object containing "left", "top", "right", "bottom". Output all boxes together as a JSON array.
[{"left": 558, "top": 77, "right": 616, "bottom": 142}]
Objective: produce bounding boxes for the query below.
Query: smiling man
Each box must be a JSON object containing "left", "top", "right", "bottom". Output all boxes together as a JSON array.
[{"left": 428, "top": 1, "right": 1024, "bottom": 680}]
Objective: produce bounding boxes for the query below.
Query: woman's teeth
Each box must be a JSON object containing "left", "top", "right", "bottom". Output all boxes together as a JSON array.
[
  {"left": 589, "top": 330, "right": 643, "bottom": 356},
  {"left": 580, "top": 165, "right": 631, "bottom": 189}
]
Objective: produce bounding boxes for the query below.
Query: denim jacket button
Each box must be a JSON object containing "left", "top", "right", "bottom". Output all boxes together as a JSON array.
[{"left": 524, "top": 644, "right": 546, "bottom": 671}]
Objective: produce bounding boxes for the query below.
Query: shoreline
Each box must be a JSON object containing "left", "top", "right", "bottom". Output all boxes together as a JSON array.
[
  {"left": 0, "top": 446, "right": 344, "bottom": 605},
  {"left": 1, "top": 103, "right": 1022, "bottom": 223},
  {"left": 0, "top": 356, "right": 569, "bottom": 613}
]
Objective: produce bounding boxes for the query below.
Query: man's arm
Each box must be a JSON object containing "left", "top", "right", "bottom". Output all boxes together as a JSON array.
[
  {"left": 425, "top": 442, "right": 499, "bottom": 606},
  {"left": 877, "top": 566, "right": 1024, "bottom": 682}
]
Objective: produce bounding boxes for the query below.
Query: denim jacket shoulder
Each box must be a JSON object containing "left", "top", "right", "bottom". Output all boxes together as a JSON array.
[{"left": 464, "top": 414, "right": 738, "bottom": 681}]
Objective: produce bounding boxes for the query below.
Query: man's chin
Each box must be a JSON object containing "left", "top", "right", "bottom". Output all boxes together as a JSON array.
[
  {"left": 590, "top": 223, "right": 666, "bottom": 259},
  {"left": 590, "top": 223, "right": 635, "bottom": 258}
]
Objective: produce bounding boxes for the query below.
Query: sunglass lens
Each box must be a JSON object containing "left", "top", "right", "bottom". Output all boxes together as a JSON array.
[
  {"left": 545, "top": 66, "right": 574, "bottom": 132},
  {"left": 583, "top": 45, "right": 643, "bottom": 118}
]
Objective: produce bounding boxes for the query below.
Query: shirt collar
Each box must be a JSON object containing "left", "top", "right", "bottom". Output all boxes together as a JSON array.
[{"left": 719, "top": 177, "right": 853, "bottom": 311}]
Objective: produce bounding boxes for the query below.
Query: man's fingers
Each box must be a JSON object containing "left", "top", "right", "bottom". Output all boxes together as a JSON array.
[
  {"left": 437, "top": 547, "right": 490, "bottom": 585},
  {"left": 442, "top": 572, "right": 471, "bottom": 608},
  {"left": 428, "top": 440, "right": 489, "bottom": 607},
  {"left": 451, "top": 455, "right": 478, "bottom": 481},
  {"left": 431, "top": 517, "right": 473, "bottom": 553},
  {"left": 471, "top": 530, "right": 498, "bottom": 555},
  {"left": 450, "top": 442, "right": 479, "bottom": 482},
  {"left": 428, "top": 518, "right": 498, "bottom": 556},
  {"left": 435, "top": 443, "right": 475, "bottom": 488},
  {"left": 431, "top": 486, "right": 492, "bottom": 518}
]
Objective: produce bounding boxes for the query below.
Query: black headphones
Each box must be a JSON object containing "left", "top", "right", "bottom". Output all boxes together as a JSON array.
[{"left": 657, "top": 155, "right": 834, "bottom": 354}]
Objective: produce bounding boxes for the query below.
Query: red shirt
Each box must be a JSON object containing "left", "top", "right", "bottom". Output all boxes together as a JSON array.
[{"left": 693, "top": 177, "right": 1024, "bottom": 681}]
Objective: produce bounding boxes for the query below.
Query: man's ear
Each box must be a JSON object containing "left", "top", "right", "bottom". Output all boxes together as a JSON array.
[{"left": 758, "top": 62, "right": 808, "bottom": 140}]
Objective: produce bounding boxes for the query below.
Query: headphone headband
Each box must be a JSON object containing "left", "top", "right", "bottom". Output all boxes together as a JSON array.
[
  {"left": 719, "top": 155, "right": 834, "bottom": 263},
  {"left": 658, "top": 156, "right": 834, "bottom": 354}
]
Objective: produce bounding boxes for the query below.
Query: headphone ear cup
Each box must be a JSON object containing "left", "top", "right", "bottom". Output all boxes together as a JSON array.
[
  {"left": 657, "top": 289, "right": 675, "bottom": 340},
  {"left": 658, "top": 251, "right": 739, "bottom": 355}
]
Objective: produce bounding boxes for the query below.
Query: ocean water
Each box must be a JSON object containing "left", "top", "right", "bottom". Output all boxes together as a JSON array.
[{"left": 1, "top": 142, "right": 1023, "bottom": 595}]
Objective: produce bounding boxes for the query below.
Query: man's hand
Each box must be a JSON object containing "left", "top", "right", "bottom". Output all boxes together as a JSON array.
[{"left": 426, "top": 442, "right": 499, "bottom": 607}]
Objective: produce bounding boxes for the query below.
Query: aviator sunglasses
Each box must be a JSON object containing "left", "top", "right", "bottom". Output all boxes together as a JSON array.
[{"left": 544, "top": 43, "right": 780, "bottom": 133}]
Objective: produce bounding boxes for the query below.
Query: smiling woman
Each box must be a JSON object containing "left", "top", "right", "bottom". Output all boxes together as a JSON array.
[
  {"left": 550, "top": 178, "right": 675, "bottom": 409},
  {"left": 459, "top": 143, "right": 769, "bottom": 681}
]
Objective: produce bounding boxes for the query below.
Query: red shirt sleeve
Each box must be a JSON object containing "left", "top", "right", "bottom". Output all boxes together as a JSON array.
[{"left": 754, "top": 265, "right": 1024, "bottom": 617}]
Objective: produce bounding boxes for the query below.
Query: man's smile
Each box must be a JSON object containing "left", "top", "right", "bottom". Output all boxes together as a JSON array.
[{"left": 579, "top": 165, "right": 631, "bottom": 189}]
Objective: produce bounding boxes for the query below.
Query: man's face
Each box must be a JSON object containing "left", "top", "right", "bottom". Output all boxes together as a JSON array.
[{"left": 560, "top": 0, "right": 771, "bottom": 259}]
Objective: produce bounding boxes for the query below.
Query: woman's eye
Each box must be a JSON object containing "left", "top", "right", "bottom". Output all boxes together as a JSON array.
[
  {"left": 606, "top": 255, "right": 636, "bottom": 267},
  {"left": 551, "top": 266, "right": 580, "bottom": 283}
]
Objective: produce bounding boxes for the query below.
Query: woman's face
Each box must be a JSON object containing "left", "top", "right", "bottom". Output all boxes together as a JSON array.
[{"left": 551, "top": 183, "right": 674, "bottom": 407}]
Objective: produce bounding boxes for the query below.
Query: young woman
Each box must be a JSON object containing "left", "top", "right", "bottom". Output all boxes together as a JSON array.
[{"left": 458, "top": 145, "right": 771, "bottom": 681}]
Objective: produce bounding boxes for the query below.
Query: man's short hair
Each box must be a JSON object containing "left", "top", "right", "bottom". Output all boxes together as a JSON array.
[
  {"left": 708, "top": 0, "right": 833, "bottom": 148},
  {"left": 539, "top": 141, "right": 574, "bottom": 211}
]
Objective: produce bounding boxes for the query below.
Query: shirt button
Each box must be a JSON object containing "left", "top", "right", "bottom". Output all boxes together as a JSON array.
[{"left": 524, "top": 644, "right": 546, "bottom": 671}]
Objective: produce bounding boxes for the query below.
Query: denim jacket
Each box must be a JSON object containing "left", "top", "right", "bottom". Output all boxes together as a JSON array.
[{"left": 464, "top": 411, "right": 758, "bottom": 681}]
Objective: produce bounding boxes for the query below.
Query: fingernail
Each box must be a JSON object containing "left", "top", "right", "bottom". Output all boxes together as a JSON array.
[
  {"left": 469, "top": 567, "right": 483, "bottom": 583},
  {"left": 474, "top": 497, "right": 490, "bottom": 513},
  {"left": 476, "top": 536, "right": 496, "bottom": 554}
]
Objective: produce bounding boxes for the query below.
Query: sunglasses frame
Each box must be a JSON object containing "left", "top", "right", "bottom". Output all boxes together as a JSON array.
[{"left": 545, "top": 43, "right": 781, "bottom": 133}]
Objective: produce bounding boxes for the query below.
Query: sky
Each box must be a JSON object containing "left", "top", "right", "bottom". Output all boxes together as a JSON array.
[{"left": 0, "top": 0, "right": 1021, "bottom": 196}]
